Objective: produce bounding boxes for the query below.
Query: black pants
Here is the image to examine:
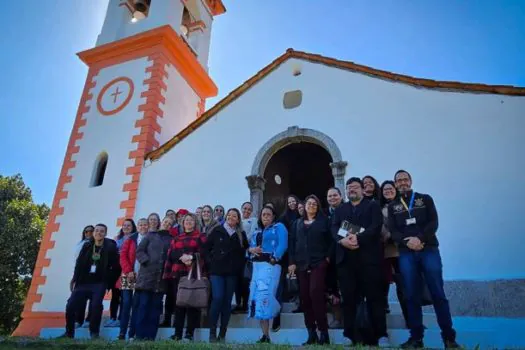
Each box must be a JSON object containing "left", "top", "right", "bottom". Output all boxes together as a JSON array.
[
  {"left": 235, "top": 260, "right": 249, "bottom": 309},
  {"left": 384, "top": 257, "right": 408, "bottom": 326},
  {"left": 164, "top": 280, "right": 175, "bottom": 318},
  {"left": 65, "top": 283, "right": 106, "bottom": 336},
  {"left": 171, "top": 278, "right": 201, "bottom": 336},
  {"left": 110, "top": 287, "right": 121, "bottom": 320},
  {"left": 337, "top": 256, "right": 387, "bottom": 344}
]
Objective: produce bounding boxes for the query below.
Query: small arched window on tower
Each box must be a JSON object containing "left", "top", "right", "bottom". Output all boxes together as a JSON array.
[
  {"left": 128, "top": 0, "right": 152, "bottom": 23},
  {"left": 90, "top": 152, "right": 108, "bottom": 187}
]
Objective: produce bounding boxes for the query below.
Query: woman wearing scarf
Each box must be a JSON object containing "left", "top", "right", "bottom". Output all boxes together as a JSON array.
[
  {"left": 248, "top": 205, "right": 288, "bottom": 343},
  {"left": 205, "top": 208, "right": 248, "bottom": 342}
]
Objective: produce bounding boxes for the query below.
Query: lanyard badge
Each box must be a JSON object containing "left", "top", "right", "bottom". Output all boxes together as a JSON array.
[{"left": 400, "top": 192, "right": 417, "bottom": 225}]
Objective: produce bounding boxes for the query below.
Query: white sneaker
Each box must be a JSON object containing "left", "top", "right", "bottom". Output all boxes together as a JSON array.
[{"left": 378, "top": 336, "right": 390, "bottom": 347}]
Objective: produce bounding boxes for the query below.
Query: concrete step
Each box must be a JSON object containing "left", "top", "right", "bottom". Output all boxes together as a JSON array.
[{"left": 40, "top": 326, "right": 502, "bottom": 349}]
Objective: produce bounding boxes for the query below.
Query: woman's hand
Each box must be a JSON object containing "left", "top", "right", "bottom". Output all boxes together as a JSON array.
[
  {"left": 180, "top": 254, "right": 193, "bottom": 264},
  {"left": 288, "top": 264, "right": 296, "bottom": 276},
  {"left": 249, "top": 246, "right": 262, "bottom": 255}
]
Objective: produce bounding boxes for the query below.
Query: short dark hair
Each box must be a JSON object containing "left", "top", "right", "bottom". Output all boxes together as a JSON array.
[
  {"left": 257, "top": 205, "right": 277, "bottom": 229},
  {"left": 346, "top": 177, "right": 363, "bottom": 188},
  {"left": 165, "top": 209, "right": 176, "bottom": 216},
  {"left": 394, "top": 169, "right": 412, "bottom": 181},
  {"left": 95, "top": 223, "right": 107, "bottom": 233},
  {"left": 241, "top": 201, "right": 253, "bottom": 209},
  {"left": 304, "top": 194, "right": 324, "bottom": 219},
  {"left": 327, "top": 187, "right": 341, "bottom": 196}
]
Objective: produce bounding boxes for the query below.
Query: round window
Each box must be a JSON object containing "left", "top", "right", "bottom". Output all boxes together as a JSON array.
[{"left": 274, "top": 174, "right": 282, "bottom": 185}]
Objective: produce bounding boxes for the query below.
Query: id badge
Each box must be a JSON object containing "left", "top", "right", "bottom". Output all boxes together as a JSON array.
[
  {"left": 337, "top": 228, "right": 348, "bottom": 238},
  {"left": 90, "top": 264, "right": 97, "bottom": 273},
  {"left": 406, "top": 217, "right": 417, "bottom": 225}
]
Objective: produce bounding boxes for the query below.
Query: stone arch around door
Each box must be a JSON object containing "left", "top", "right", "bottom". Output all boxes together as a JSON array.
[{"left": 246, "top": 126, "right": 348, "bottom": 214}]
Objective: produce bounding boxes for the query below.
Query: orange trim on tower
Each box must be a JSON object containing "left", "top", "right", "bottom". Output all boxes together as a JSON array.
[
  {"left": 78, "top": 25, "right": 217, "bottom": 99},
  {"left": 96, "top": 76, "right": 135, "bottom": 116},
  {"left": 13, "top": 69, "right": 99, "bottom": 337},
  {"left": 116, "top": 54, "right": 169, "bottom": 227},
  {"left": 205, "top": 0, "right": 226, "bottom": 16}
]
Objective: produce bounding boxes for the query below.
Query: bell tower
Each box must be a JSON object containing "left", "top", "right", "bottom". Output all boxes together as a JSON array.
[{"left": 14, "top": 0, "right": 225, "bottom": 337}]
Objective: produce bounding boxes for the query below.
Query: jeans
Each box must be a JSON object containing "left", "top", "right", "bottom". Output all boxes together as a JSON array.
[
  {"left": 209, "top": 275, "right": 237, "bottom": 330},
  {"left": 298, "top": 260, "right": 329, "bottom": 332},
  {"left": 399, "top": 248, "right": 456, "bottom": 341},
  {"left": 119, "top": 290, "right": 137, "bottom": 338},
  {"left": 65, "top": 283, "right": 106, "bottom": 336},
  {"left": 134, "top": 290, "right": 163, "bottom": 340}
]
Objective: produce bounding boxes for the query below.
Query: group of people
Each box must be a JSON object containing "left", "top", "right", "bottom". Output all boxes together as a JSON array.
[{"left": 59, "top": 169, "right": 460, "bottom": 349}]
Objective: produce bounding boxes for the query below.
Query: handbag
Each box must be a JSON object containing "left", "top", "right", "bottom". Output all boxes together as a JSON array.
[
  {"left": 176, "top": 253, "right": 210, "bottom": 309},
  {"left": 355, "top": 299, "right": 375, "bottom": 345},
  {"left": 244, "top": 260, "right": 253, "bottom": 280},
  {"left": 286, "top": 273, "right": 299, "bottom": 295}
]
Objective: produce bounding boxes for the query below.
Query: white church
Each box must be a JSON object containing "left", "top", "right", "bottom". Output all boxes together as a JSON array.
[{"left": 14, "top": 0, "right": 525, "bottom": 347}]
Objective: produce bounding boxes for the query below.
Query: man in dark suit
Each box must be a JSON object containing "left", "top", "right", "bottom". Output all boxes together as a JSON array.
[
  {"left": 331, "top": 177, "right": 387, "bottom": 346},
  {"left": 62, "top": 223, "right": 119, "bottom": 339}
]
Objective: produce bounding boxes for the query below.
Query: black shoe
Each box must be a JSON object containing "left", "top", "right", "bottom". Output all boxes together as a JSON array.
[
  {"left": 90, "top": 333, "right": 99, "bottom": 339},
  {"left": 209, "top": 328, "right": 217, "bottom": 343},
  {"left": 117, "top": 334, "right": 126, "bottom": 340},
  {"left": 271, "top": 314, "right": 281, "bottom": 332},
  {"left": 57, "top": 333, "right": 74, "bottom": 339},
  {"left": 445, "top": 339, "right": 461, "bottom": 349},
  {"left": 170, "top": 334, "right": 182, "bottom": 341},
  {"left": 303, "top": 329, "right": 319, "bottom": 345},
  {"left": 319, "top": 331, "right": 330, "bottom": 345},
  {"left": 401, "top": 337, "right": 424, "bottom": 349},
  {"left": 257, "top": 335, "right": 271, "bottom": 343},
  {"left": 292, "top": 306, "right": 303, "bottom": 313},
  {"left": 184, "top": 333, "right": 193, "bottom": 341}
]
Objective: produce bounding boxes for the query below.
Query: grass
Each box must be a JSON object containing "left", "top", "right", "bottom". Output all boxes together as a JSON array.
[{"left": 0, "top": 338, "right": 375, "bottom": 350}]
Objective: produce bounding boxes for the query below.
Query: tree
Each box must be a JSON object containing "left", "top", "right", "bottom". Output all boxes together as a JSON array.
[{"left": 0, "top": 174, "right": 49, "bottom": 334}]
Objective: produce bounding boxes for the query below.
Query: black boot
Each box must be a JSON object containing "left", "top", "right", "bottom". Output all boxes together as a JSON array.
[
  {"left": 319, "top": 331, "right": 330, "bottom": 345},
  {"left": 271, "top": 314, "right": 281, "bottom": 332},
  {"left": 209, "top": 328, "right": 217, "bottom": 343},
  {"left": 218, "top": 327, "right": 227, "bottom": 342},
  {"left": 257, "top": 334, "right": 271, "bottom": 343},
  {"left": 303, "top": 329, "right": 319, "bottom": 345},
  {"left": 401, "top": 337, "right": 424, "bottom": 349},
  {"left": 159, "top": 314, "right": 172, "bottom": 327}
]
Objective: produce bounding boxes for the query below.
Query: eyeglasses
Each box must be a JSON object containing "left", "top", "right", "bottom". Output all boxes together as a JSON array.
[{"left": 215, "top": 209, "right": 223, "bottom": 212}]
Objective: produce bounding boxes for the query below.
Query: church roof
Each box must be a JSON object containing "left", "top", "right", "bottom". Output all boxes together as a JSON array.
[{"left": 146, "top": 48, "right": 525, "bottom": 161}]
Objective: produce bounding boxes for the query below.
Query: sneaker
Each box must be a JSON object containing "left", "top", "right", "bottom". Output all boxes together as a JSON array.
[
  {"left": 378, "top": 336, "right": 390, "bottom": 347},
  {"left": 445, "top": 339, "right": 461, "bottom": 349},
  {"left": 127, "top": 337, "right": 135, "bottom": 343},
  {"left": 257, "top": 335, "right": 270, "bottom": 343},
  {"left": 401, "top": 337, "right": 424, "bottom": 349},
  {"left": 271, "top": 314, "right": 281, "bottom": 332}
]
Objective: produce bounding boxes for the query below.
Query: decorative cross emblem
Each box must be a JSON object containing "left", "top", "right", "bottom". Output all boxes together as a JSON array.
[{"left": 110, "top": 87, "right": 122, "bottom": 103}]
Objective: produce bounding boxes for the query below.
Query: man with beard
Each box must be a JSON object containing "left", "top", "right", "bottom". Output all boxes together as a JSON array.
[
  {"left": 331, "top": 178, "right": 387, "bottom": 346},
  {"left": 388, "top": 170, "right": 459, "bottom": 349}
]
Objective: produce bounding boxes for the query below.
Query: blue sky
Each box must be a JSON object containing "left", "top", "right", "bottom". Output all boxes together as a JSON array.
[{"left": 1, "top": 0, "right": 524, "bottom": 205}]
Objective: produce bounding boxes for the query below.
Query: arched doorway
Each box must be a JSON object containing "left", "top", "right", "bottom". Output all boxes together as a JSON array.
[
  {"left": 246, "top": 126, "right": 348, "bottom": 215},
  {"left": 263, "top": 142, "right": 334, "bottom": 214}
]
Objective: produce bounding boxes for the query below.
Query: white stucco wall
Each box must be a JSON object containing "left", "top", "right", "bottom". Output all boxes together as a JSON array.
[
  {"left": 36, "top": 58, "right": 149, "bottom": 311},
  {"left": 156, "top": 64, "right": 201, "bottom": 146},
  {"left": 137, "top": 58, "right": 525, "bottom": 281}
]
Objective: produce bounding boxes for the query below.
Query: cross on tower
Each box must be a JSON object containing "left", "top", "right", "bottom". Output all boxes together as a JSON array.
[{"left": 110, "top": 86, "right": 123, "bottom": 103}]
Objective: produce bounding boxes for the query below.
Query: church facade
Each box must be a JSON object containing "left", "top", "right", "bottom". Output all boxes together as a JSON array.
[{"left": 14, "top": 0, "right": 525, "bottom": 339}]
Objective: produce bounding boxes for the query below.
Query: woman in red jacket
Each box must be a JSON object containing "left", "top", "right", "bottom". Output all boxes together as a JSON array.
[{"left": 118, "top": 218, "right": 148, "bottom": 340}]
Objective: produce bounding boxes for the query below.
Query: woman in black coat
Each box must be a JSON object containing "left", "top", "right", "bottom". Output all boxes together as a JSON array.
[{"left": 205, "top": 208, "right": 248, "bottom": 342}]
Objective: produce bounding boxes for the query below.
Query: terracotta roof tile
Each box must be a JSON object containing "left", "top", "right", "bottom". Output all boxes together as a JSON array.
[{"left": 146, "top": 49, "right": 525, "bottom": 161}]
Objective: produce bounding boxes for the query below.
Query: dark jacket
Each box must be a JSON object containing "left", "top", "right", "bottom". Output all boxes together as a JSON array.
[
  {"left": 205, "top": 225, "right": 248, "bottom": 276},
  {"left": 387, "top": 190, "right": 439, "bottom": 251},
  {"left": 72, "top": 238, "right": 119, "bottom": 289},
  {"left": 289, "top": 215, "right": 333, "bottom": 271},
  {"left": 331, "top": 198, "right": 383, "bottom": 265},
  {"left": 135, "top": 230, "right": 172, "bottom": 293}
]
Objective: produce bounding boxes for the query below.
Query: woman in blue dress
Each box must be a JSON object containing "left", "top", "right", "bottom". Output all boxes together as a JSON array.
[{"left": 247, "top": 205, "right": 288, "bottom": 343}]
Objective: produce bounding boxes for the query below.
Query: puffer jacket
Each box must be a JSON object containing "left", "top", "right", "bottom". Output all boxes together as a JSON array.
[{"left": 135, "top": 230, "right": 172, "bottom": 293}]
